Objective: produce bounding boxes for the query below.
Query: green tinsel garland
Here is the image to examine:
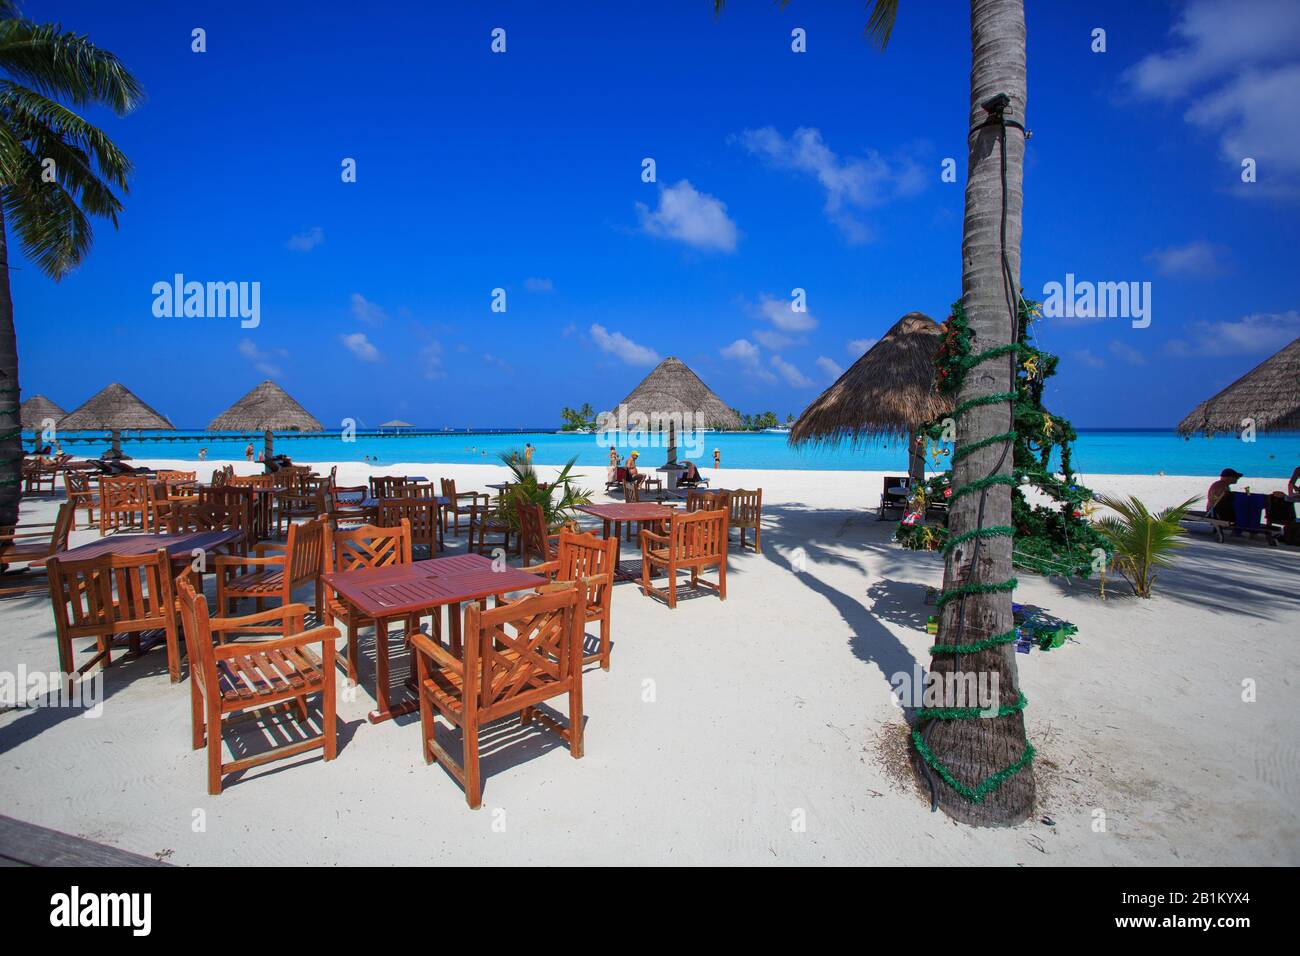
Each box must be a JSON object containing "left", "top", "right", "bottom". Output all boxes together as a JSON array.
[{"left": 910, "top": 298, "right": 1035, "bottom": 805}]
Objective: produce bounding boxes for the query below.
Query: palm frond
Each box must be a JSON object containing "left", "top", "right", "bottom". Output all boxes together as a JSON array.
[
  {"left": 1092, "top": 494, "right": 1197, "bottom": 597},
  {"left": 864, "top": 0, "right": 899, "bottom": 49},
  {"left": 0, "top": 19, "right": 143, "bottom": 114},
  {"left": 0, "top": 80, "right": 133, "bottom": 187},
  {"left": 1, "top": 151, "right": 92, "bottom": 278}
]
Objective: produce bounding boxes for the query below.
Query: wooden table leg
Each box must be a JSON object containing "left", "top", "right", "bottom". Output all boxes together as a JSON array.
[
  {"left": 367, "top": 615, "right": 417, "bottom": 724},
  {"left": 449, "top": 602, "right": 462, "bottom": 658}
]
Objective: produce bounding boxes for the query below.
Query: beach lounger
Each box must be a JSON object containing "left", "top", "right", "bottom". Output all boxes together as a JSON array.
[
  {"left": 1187, "top": 491, "right": 1286, "bottom": 546},
  {"left": 877, "top": 475, "right": 912, "bottom": 520}
]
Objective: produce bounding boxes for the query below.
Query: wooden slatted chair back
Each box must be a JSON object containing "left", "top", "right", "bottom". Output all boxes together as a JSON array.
[
  {"left": 174, "top": 573, "right": 216, "bottom": 696},
  {"left": 622, "top": 481, "right": 641, "bottom": 503},
  {"left": 556, "top": 529, "right": 617, "bottom": 615},
  {"left": 166, "top": 501, "right": 238, "bottom": 535},
  {"left": 100, "top": 474, "right": 148, "bottom": 509},
  {"left": 377, "top": 499, "right": 439, "bottom": 553},
  {"left": 516, "top": 501, "right": 551, "bottom": 565},
  {"left": 324, "top": 519, "right": 413, "bottom": 575},
  {"left": 468, "top": 584, "right": 584, "bottom": 717},
  {"left": 196, "top": 486, "right": 255, "bottom": 538},
  {"left": 686, "top": 489, "right": 731, "bottom": 513},
  {"left": 286, "top": 517, "right": 328, "bottom": 586},
  {"left": 402, "top": 481, "right": 439, "bottom": 499},
  {"left": 672, "top": 508, "right": 729, "bottom": 561},
  {"left": 229, "top": 474, "right": 273, "bottom": 489},
  {"left": 64, "top": 469, "right": 92, "bottom": 499},
  {"left": 370, "top": 475, "right": 406, "bottom": 498},
  {"left": 48, "top": 500, "right": 76, "bottom": 553},
  {"left": 47, "top": 548, "right": 176, "bottom": 680}
]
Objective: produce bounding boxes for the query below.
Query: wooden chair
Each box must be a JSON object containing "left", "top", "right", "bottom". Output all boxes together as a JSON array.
[
  {"left": 63, "top": 469, "right": 98, "bottom": 530},
  {"left": 409, "top": 583, "right": 587, "bottom": 809},
  {"left": 369, "top": 475, "right": 407, "bottom": 499},
  {"left": 523, "top": 528, "right": 618, "bottom": 670},
  {"left": 46, "top": 548, "right": 179, "bottom": 693},
  {"left": 147, "top": 472, "right": 200, "bottom": 532},
  {"left": 175, "top": 574, "right": 338, "bottom": 795},
  {"left": 165, "top": 501, "right": 250, "bottom": 556},
  {"left": 639, "top": 508, "right": 729, "bottom": 609},
  {"left": 516, "top": 501, "right": 561, "bottom": 565},
  {"left": 686, "top": 488, "right": 731, "bottom": 513},
  {"left": 728, "top": 488, "right": 763, "bottom": 552},
  {"left": 274, "top": 477, "right": 329, "bottom": 537},
  {"left": 468, "top": 501, "right": 515, "bottom": 556},
  {"left": 98, "top": 474, "right": 150, "bottom": 535},
  {"left": 440, "top": 478, "right": 488, "bottom": 537},
  {"left": 321, "top": 519, "right": 416, "bottom": 683},
  {"left": 377, "top": 498, "right": 442, "bottom": 555},
  {"left": 622, "top": 480, "right": 668, "bottom": 542},
  {"left": 198, "top": 485, "right": 261, "bottom": 546},
  {"left": 215, "top": 516, "right": 327, "bottom": 635},
  {"left": 0, "top": 502, "right": 75, "bottom": 588},
  {"left": 22, "top": 458, "right": 58, "bottom": 496}
]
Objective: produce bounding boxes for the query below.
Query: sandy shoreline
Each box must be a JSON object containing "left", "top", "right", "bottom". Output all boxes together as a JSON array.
[{"left": 1, "top": 458, "right": 1296, "bottom": 865}]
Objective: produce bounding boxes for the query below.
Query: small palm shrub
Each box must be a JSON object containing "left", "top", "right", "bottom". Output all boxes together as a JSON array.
[
  {"left": 494, "top": 451, "right": 592, "bottom": 532},
  {"left": 1092, "top": 494, "right": 1199, "bottom": 598}
]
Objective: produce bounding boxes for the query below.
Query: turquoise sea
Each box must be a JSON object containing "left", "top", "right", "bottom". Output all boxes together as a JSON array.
[{"left": 39, "top": 429, "right": 1300, "bottom": 478}]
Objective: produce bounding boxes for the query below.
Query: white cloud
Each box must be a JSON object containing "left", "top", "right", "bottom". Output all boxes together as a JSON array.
[
  {"left": 1071, "top": 349, "right": 1106, "bottom": 369},
  {"left": 770, "top": 354, "right": 813, "bottom": 388},
  {"left": 524, "top": 277, "right": 554, "bottom": 293},
  {"left": 753, "top": 328, "right": 795, "bottom": 350},
  {"left": 1126, "top": 0, "right": 1300, "bottom": 188},
  {"left": 739, "top": 126, "right": 925, "bottom": 241},
  {"left": 1146, "top": 240, "right": 1229, "bottom": 276},
  {"left": 350, "top": 293, "right": 386, "bottom": 324},
  {"left": 286, "top": 226, "right": 324, "bottom": 252},
  {"left": 340, "top": 332, "right": 382, "bottom": 362},
  {"left": 847, "top": 337, "right": 877, "bottom": 355},
  {"left": 636, "top": 180, "right": 739, "bottom": 252},
  {"left": 1108, "top": 339, "right": 1148, "bottom": 366},
  {"left": 238, "top": 338, "right": 285, "bottom": 377},
  {"left": 720, "top": 338, "right": 777, "bottom": 383},
  {"left": 590, "top": 324, "right": 659, "bottom": 366},
  {"left": 756, "top": 294, "right": 817, "bottom": 332},
  {"left": 1164, "top": 309, "right": 1300, "bottom": 357},
  {"left": 815, "top": 356, "right": 844, "bottom": 379}
]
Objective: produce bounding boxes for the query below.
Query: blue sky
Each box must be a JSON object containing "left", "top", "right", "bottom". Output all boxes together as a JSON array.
[{"left": 14, "top": 0, "right": 1300, "bottom": 429}]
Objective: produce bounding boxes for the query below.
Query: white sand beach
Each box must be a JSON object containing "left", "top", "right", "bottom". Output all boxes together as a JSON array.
[{"left": 1, "top": 459, "right": 1296, "bottom": 866}]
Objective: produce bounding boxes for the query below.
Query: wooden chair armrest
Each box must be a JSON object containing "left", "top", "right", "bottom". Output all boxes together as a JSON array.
[
  {"left": 251, "top": 542, "right": 287, "bottom": 554},
  {"left": 213, "top": 625, "right": 340, "bottom": 659},
  {"left": 640, "top": 528, "right": 668, "bottom": 546},
  {"left": 522, "top": 559, "right": 560, "bottom": 577},
  {"left": 408, "top": 629, "right": 464, "bottom": 674},
  {"left": 208, "top": 603, "right": 314, "bottom": 632}
]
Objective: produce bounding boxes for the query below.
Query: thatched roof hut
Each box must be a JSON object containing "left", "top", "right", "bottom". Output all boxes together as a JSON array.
[
  {"left": 605, "top": 357, "right": 741, "bottom": 431},
  {"left": 603, "top": 357, "right": 741, "bottom": 467},
  {"left": 58, "top": 383, "right": 174, "bottom": 458},
  {"left": 380, "top": 419, "right": 414, "bottom": 431},
  {"left": 789, "top": 312, "right": 950, "bottom": 481},
  {"left": 1177, "top": 336, "right": 1300, "bottom": 436},
  {"left": 19, "top": 394, "right": 65, "bottom": 431},
  {"left": 208, "top": 380, "right": 323, "bottom": 459}
]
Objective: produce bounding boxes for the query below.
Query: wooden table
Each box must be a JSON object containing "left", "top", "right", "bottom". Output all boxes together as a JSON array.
[
  {"left": 576, "top": 502, "right": 677, "bottom": 580},
  {"left": 59, "top": 530, "right": 244, "bottom": 565},
  {"left": 320, "top": 553, "right": 547, "bottom": 723}
]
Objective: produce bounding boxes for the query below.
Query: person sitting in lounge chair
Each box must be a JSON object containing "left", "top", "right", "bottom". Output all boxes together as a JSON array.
[
  {"left": 1206, "top": 468, "right": 1243, "bottom": 521},
  {"left": 678, "top": 459, "right": 707, "bottom": 487},
  {"left": 1288, "top": 464, "right": 1299, "bottom": 502},
  {"left": 625, "top": 451, "right": 647, "bottom": 488}
]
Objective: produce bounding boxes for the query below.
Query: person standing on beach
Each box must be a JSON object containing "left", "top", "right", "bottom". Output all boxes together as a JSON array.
[
  {"left": 525, "top": 443, "right": 534, "bottom": 464},
  {"left": 713, "top": 448, "right": 721, "bottom": 469},
  {"left": 245, "top": 442, "right": 254, "bottom": 462},
  {"left": 198, "top": 447, "right": 207, "bottom": 461}
]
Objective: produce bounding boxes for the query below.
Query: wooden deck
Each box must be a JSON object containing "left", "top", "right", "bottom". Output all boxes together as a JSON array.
[{"left": 0, "top": 814, "right": 168, "bottom": 867}]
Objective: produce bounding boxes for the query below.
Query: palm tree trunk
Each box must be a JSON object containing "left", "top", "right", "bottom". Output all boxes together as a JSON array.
[
  {"left": 918, "top": 0, "right": 1034, "bottom": 825},
  {"left": 0, "top": 207, "right": 22, "bottom": 529}
]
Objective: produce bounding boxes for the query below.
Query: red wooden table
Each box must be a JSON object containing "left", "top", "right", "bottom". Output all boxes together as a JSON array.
[
  {"left": 59, "top": 530, "right": 245, "bottom": 565},
  {"left": 576, "top": 502, "right": 677, "bottom": 580},
  {"left": 320, "top": 553, "right": 547, "bottom": 723}
]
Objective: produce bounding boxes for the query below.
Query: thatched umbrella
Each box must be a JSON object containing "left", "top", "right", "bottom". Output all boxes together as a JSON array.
[
  {"left": 603, "top": 356, "right": 741, "bottom": 477},
  {"left": 208, "top": 380, "right": 323, "bottom": 461},
  {"left": 789, "top": 312, "right": 951, "bottom": 483},
  {"left": 380, "top": 419, "right": 414, "bottom": 433},
  {"left": 19, "top": 395, "right": 65, "bottom": 432},
  {"left": 58, "top": 383, "right": 174, "bottom": 459},
  {"left": 1177, "top": 336, "right": 1300, "bottom": 436}
]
